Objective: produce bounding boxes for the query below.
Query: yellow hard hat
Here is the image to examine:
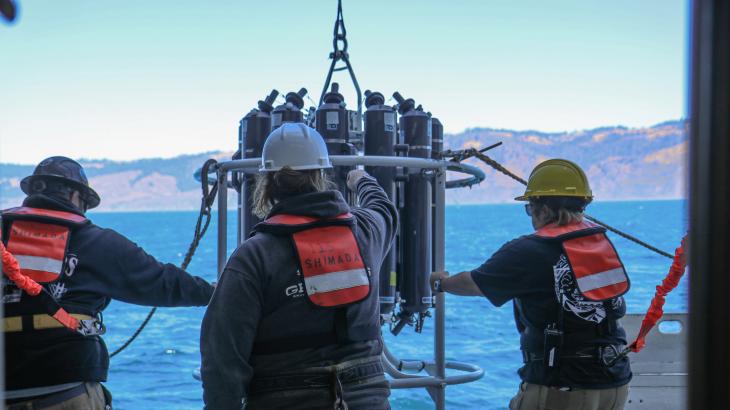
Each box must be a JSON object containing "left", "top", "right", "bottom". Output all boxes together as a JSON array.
[{"left": 515, "top": 159, "right": 593, "bottom": 201}]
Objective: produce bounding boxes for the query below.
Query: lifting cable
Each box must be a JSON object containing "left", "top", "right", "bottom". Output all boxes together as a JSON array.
[
  {"left": 319, "top": 0, "right": 363, "bottom": 118},
  {"left": 109, "top": 159, "right": 219, "bottom": 358},
  {"left": 457, "top": 148, "right": 674, "bottom": 260}
]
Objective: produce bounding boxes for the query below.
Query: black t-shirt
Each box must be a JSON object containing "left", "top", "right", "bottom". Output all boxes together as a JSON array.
[{"left": 471, "top": 234, "right": 632, "bottom": 389}]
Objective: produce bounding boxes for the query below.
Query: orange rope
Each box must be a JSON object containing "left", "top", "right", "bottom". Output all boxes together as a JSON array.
[
  {"left": 629, "top": 235, "right": 688, "bottom": 352},
  {"left": 1, "top": 242, "right": 85, "bottom": 332}
]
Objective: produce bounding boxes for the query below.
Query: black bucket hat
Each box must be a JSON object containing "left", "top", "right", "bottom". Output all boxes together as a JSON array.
[{"left": 20, "top": 156, "right": 101, "bottom": 209}]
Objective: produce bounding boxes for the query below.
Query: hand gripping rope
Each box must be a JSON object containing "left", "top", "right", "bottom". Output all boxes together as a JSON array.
[
  {"left": 108, "top": 158, "right": 219, "bottom": 358},
  {"left": 1, "top": 242, "right": 105, "bottom": 336}
]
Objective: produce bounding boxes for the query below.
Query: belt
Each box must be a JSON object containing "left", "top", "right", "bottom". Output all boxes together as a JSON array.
[
  {"left": 3, "top": 314, "right": 94, "bottom": 333},
  {"left": 249, "top": 356, "right": 385, "bottom": 395},
  {"left": 6, "top": 383, "right": 87, "bottom": 410},
  {"left": 522, "top": 345, "right": 625, "bottom": 365}
]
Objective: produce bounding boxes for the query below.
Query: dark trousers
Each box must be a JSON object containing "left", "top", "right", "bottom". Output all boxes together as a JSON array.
[
  {"left": 5, "top": 383, "right": 110, "bottom": 410},
  {"left": 246, "top": 356, "right": 390, "bottom": 410},
  {"left": 509, "top": 382, "right": 629, "bottom": 410}
]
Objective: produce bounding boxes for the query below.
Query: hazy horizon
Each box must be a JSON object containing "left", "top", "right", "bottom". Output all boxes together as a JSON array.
[
  {"left": 1, "top": 118, "right": 685, "bottom": 166},
  {"left": 1, "top": 121, "right": 687, "bottom": 210}
]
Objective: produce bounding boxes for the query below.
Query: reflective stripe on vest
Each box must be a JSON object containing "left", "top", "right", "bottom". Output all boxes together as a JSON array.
[
  {"left": 264, "top": 213, "right": 370, "bottom": 308},
  {"left": 537, "top": 221, "right": 629, "bottom": 301}
]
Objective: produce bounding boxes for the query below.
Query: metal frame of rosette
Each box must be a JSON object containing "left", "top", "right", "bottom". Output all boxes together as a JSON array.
[{"left": 207, "top": 155, "right": 485, "bottom": 410}]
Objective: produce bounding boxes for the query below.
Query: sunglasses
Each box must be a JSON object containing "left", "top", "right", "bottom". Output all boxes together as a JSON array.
[{"left": 525, "top": 203, "right": 533, "bottom": 216}]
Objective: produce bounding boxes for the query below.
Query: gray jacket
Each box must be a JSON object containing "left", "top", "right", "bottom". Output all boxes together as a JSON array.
[{"left": 200, "top": 176, "right": 397, "bottom": 409}]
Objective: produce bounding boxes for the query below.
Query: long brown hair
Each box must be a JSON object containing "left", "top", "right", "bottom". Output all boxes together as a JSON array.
[
  {"left": 252, "top": 167, "right": 334, "bottom": 218},
  {"left": 531, "top": 196, "right": 589, "bottom": 227}
]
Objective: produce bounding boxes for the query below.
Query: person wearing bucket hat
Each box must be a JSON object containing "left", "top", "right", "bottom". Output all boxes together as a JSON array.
[
  {"left": 430, "top": 159, "right": 632, "bottom": 410},
  {"left": 3, "top": 156, "right": 215, "bottom": 409},
  {"left": 201, "top": 123, "right": 398, "bottom": 410},
  {"left": 19, "top": 156, "right": 101, "bottom": 211}
]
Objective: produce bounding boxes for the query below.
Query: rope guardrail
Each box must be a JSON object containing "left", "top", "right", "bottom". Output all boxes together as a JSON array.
[{"left": 460, "top": 149, "right": 674, "bottom": 260}]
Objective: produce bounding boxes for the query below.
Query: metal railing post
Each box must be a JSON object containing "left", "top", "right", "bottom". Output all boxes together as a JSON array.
[
  {"left": 433, "top": 168, "right": 447, "bottom": 409},
  {"left": 237, "top": 180, "right": 243, "bottom": 247},
  {"left": 217, "top": 170, "right": 228, "bottom": 278}
]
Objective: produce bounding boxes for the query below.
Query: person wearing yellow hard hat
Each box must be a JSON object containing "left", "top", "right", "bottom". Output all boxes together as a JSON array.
[{"left": 430, "top": 159, "right": 632, "bottom": 410}]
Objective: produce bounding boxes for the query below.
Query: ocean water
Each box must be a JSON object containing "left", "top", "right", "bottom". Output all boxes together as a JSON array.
[{"left": 93, "top": 200, "right": 687, "bottom": 409}]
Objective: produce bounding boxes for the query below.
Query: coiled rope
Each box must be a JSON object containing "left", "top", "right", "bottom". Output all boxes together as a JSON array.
[
  {"left": 109, "top": 159, "right": 219, "bottom": 358},
  {"left": 461, "top": 149, "right": 674, "bottom": 260}
]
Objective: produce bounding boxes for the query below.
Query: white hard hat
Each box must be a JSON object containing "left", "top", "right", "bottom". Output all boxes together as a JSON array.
[{"left": 260, "top": 123, "right": 333, "bottom": 172}]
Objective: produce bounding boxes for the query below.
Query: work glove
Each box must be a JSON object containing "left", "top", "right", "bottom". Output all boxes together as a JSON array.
[{"left": 346, "top": 169, "right": 370, "bottom": 192}]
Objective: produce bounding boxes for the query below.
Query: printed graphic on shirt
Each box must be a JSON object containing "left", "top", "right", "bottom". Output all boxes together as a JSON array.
[
  {"left": 64, "top": 254, "right": 78, "bottom": 277},
  {"left": 553, "top": 255, "right": 608, "bottom": 323},
  {"left": 285, "top": 282, "right": 305, "bottom": 298},
  {"left": 610, "top": 295, "right": 624, "bottom": 310},
  {"left": 48, "top": 281, "right": 68, "bottom": 300}
]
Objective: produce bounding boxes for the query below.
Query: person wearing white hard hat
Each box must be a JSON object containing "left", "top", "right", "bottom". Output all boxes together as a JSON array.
[{"left": 200, "top": 123, "right": 398, "bottom": 410}]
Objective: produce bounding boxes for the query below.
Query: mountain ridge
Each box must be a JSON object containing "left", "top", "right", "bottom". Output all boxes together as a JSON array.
[{"left": 0, "top": 120, "right": 687, "bottom": 211}]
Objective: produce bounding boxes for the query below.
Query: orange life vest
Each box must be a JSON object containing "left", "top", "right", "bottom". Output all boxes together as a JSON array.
[
  {"left": 536, "top": 220, "right": 629, "bottom": 301},
  {"left": 3, "top": 207, "right": 86, "bottom": 283},
  {"left": 2, "top": 206, "right": 104, "bottom": 336},
  {"left": 263, "top": 213, "right": 371, "bottom": 308}
]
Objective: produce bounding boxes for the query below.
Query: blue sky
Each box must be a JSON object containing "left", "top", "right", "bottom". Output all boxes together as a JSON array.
[{"left": 1, "top": 0, "right": 688, "bottom": 164}]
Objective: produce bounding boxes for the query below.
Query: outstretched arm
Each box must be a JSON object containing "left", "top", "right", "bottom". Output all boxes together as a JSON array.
[
  {"left": 430, "top": 271, "right": 484, "bottom": 296},
  {"left": 430, "top": 238, "right": 538, "bottom": 307},
  {"left": 90, "top": 228, "right": 214, "bottom": 307},
  {"left": 347, "top": 170, "right": 398, "bottom": 255}
]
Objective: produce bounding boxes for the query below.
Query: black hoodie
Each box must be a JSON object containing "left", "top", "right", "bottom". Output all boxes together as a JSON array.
[
  {"left": 2, "top": 194, "right": 214, "bottom": 390},
  {"left": 200, "top": 176, "right": 398, "bottom": 409}
]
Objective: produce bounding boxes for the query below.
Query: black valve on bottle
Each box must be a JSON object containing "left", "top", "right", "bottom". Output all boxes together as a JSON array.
[{"left": 272, "top": 88, "right": 307, "bottom": 130}]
